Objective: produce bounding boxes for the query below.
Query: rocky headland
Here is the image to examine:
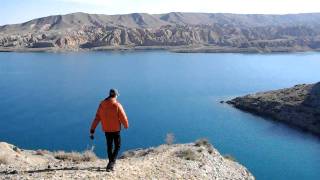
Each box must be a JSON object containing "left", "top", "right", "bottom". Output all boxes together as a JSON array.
[
  {"left": 0, "top": 139, "right": 254, "bottom": 179},
  {"left": 227, "top": 83, "right": 320, "bottom": 136},
  {"left": 1, "top": 12, "right": 320, "bottom": 52}
]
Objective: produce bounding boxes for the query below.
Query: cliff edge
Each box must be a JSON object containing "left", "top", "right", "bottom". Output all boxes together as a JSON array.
[{"left": 0, "top": 139, "right": 254, "bottom": 179}]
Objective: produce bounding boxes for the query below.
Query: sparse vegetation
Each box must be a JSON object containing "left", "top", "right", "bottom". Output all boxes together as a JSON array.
[
  {"left": 0, "top": 141, "right": 254, "bottom": 179},
  {"left": 207, "top": 146, "right": 214, "bottom": 154},
  {"left": 82, "top": 150, "right": 97, "bottom": 161},
  {"left": 165, "top": 133, "right": 175, "bottom": 145},
  {"left": 176, "top": 148, "right": 198, "bottom": 161},
  {"left": 223, "top": 154, "right": 237, "bottom": 162},
  {"left": 120, "top": 148, "right": 155, "bottom": 159},
  {"left": 194, "top": 138, "right": 214, "bottom": 154},
  {"left": 12, "top": 146, "right": 21, "bottom": 153},
  {"left": 120, "top": 150, "right": 136, "bottom": 159},
  {"left": 194, "top": 138, "right": 210, "bottom": 147},
  {"left": 35, "top": 149, "right": 50, "bottom": 156},
  {"left": 53, "top": 150, "right": 97, "bottom": 162}
]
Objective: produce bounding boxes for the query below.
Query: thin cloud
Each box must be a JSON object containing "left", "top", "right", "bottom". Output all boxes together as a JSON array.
[
  {"left": 55, "top": 0, "right": 320, "bottom": 14},
  {"left": 2, "top": 0, "right": 320, "bottom": 25},
  {"left": 57, "top": 0, "right": 125, "bottom": 6}
]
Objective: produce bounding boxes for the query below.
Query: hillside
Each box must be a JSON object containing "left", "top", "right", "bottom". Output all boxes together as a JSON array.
[
  {"left": 1, "top": 12, "right": 320, "bottom": 52},
  {"left": 227, "top": 83, "right": 320, "bottom": 136},
  {"left": 0, "top": 140, "right": 254, "bottom": 179}
]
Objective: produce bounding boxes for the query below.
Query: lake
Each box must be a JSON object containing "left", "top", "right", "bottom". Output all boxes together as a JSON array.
[{"left": 0, "top": 51, "right": 320, "bottom": 180}]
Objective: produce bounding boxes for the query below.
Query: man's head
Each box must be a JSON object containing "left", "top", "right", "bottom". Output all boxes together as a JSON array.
[{"left": 109, "top": 88, "right": 119, "bottom": 98}]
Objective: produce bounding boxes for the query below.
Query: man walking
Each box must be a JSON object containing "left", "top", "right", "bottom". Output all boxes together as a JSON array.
[{"left": 90, "top": 89, "right": 129, "bottom": 171}]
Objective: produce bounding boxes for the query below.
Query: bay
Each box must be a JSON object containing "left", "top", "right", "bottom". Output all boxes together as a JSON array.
[{"left": 0, "top": 51, "right": 320, "bottom": 180}]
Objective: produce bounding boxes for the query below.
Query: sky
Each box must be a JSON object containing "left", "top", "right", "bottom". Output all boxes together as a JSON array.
[{"left": 1, "top": 0, "right": 320, "bottom": 25}]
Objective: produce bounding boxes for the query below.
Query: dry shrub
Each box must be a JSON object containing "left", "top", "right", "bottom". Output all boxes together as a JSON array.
[
  {"left": 197, "top": 148, "right": 203, "bottom": 153},
  {"left": 176, "top": 148, "right": 198, "bottom": 161},
  {"left": 0, "top": 155, "right": 8, "bottom": 165},
  {"left": 120, "top": 148, "right": 155, "bottom": 159},
  {"left": 54, "top": 150, "right": 97, "bottom": 162},
  {"left": 35, "top": 149, "right": 50, "bottom": 156},
  {"left": 82, "top": 150, "right": 97, "bottom": 162},
  {"left": 120, "top": 150, "right": 136, "bottom": 159},
  {"left": 195, "top": 138, "right": 214, "bottom": 154},
  {"left": 165, "top": 133, "right": 175, "bottom": 145},
  {"left": 207, "top": 146, "right": 214, "bottom": 154},
  {"left": 223, "top": 154, "right": 237, "bottom": 162},
  {"left": 194, "top": 138, "right": 210, "bottom": 147},
  {"left": 12, "top": 146, "right": 21, "bottom": 153}
]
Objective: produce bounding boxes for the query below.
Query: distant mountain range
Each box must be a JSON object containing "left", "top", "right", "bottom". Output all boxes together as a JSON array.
[{"left": 1, "top": 12, "right": 320, "bottom": 52}]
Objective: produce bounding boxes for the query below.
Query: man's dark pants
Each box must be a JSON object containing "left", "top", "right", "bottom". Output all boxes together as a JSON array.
[{"left": 105, "top": 131, "right": 121, "bottom": 163}]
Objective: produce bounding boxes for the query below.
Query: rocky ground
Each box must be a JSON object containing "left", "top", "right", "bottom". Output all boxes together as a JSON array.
[
  {"left": 227, "top": 82, "right": 320, "bottom": 136},
  {"left": 0, "top": 139, "right": 254, "bottom": 179}
]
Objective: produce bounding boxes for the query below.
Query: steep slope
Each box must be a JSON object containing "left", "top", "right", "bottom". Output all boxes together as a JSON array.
[
  {"left": 227, "top": 83, "right": 320, "bottom": 136},
  {"left": 0, "top": 140, "right": 254, "bottom": 179},
  {"left": 0, "top": 12, "right": 170, "bottom": 34}
]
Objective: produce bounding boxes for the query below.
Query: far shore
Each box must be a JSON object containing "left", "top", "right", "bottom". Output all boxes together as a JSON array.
[{"left": 0, "top": 46, "right": 319, "bottom": 54}]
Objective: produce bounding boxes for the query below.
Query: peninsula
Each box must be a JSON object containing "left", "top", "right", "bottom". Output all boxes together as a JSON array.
[{"left": 227, "top": 83, "right": 320, "bottom": 136}]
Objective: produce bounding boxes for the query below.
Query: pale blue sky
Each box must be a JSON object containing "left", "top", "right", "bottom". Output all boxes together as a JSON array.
[{"left": 1, "top": 0, "right": 320, "bottom": 25}]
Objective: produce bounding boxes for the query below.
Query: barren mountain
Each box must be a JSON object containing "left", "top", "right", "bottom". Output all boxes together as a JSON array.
[{"left": 1, "top": 12, "right": 320, "bottom": 52}]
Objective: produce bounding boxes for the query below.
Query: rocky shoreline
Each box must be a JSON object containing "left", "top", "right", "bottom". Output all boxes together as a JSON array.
[
  {"left": 1, "top": 45, "right": 320, "bottom": 54},
  {"left": 227, "top": 83, "right": 320, "bottom": 136},
  {"left": 0, "top": 140, "right": 254, "bottom": 179}
]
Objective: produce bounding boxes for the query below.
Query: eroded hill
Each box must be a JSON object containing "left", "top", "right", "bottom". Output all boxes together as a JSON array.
[{"left": 1, "top": 12, "right": 320, "bottom": 52}]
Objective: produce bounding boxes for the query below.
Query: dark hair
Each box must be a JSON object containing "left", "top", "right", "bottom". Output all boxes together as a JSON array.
[
  {"left": 109, "top": 89, "right": 118, "bottom": 98},
  {"left": 109, "top": 92, "right": 116, "bottom": 98}
]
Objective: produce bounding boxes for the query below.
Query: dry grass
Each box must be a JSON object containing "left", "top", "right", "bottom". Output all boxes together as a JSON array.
[
  {"left": 194, "top": 138, "right": 210, "bottom": 147},
  {"left": 197, "top": 148, "right": 203, "bottom": 153},
  {"left": 195, "top": 138, "right": 214, "bottom": 154},
  {"left": 12, "top": 146, "right": 21, "bottom": 153},
  {"left": 207, "top": 146, "right": 214, "bottom": 154},
  {"left": 120, "top": 150, "right": 136, "bottom": 159},
  {"left": 120, "top": 148, "right": 155, "bottom": 159},
  {"left": 53, "top": 150, "right": 97, "bottom": 162},
  {"left": 223, "top": 154, "right": 237, "bottom": 162},
  {"left": 176, "top": 148, "right": 198, "bottom": 161},
  {"left": 165, "top": 133, "right": 175, "bottom": 145},
  {"left": 35, "top": 149, "right": 50, "bottom": 156},
  {"left": 0, "top": 154, "right": 8, "bottom": 165}
]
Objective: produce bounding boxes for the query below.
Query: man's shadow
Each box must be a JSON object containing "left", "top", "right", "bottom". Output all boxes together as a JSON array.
[{"left": 1, "top": 166, "right": 108, "bottom": 175}]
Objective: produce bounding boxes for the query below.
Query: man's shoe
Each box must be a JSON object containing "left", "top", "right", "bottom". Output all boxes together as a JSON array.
[
  {"left": 106, "top": 161, "right": 115, "bottom": 172},
  {"left": 109, "top": 161, "right": 115, "bottom": 171},
  {"left": 106, "top": 162, "right": 112, "bottom": 172}
]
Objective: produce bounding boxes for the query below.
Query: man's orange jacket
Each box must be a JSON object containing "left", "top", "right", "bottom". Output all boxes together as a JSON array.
[{"left": 90, "top": 97, "right": 129, "bottom": 133}]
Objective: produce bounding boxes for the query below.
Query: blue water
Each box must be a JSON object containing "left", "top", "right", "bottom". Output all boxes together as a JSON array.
[{"left": 0, "top": 51, "right": 320, "bottom": 179}]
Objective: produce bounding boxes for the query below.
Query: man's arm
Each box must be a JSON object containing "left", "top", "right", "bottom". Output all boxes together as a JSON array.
[
  {"left": 90, "top": 104, "right": 102, "bottom": 134},
  {"left": 118, "top": 103, "right": 129, "bottom": 129}
]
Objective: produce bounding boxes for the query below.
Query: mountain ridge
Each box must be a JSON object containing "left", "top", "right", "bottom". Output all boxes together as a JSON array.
[
  {"left": 3, "top": 12, "right": 320, "bottom": 31},
  {"left": 1, "top": 12, "right": 320, "bottom": 52}
]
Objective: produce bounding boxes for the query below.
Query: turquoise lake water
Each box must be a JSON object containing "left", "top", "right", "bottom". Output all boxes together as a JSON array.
[{"left": 0, "top": 51, "right": 320, "bottom": 179}]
